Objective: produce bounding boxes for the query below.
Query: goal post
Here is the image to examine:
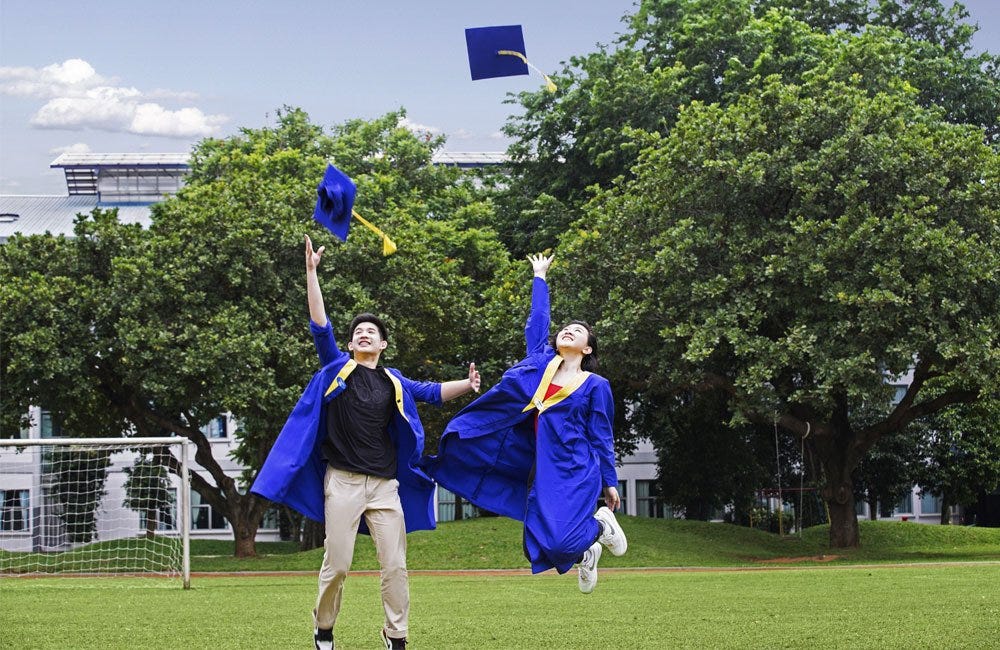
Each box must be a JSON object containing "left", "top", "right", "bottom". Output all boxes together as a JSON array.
[{"left": 0, "top": 437, "right": 191, "bottom": 588}]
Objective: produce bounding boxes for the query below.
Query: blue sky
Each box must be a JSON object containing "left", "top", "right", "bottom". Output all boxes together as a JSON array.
[{"left": 1, "top": 0, "right": 997, "bottom": 196}]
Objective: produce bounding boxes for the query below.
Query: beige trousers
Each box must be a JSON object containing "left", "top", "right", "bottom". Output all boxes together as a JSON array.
[{"left": 314, "top": 466, "right": 408, "bottom": 640}]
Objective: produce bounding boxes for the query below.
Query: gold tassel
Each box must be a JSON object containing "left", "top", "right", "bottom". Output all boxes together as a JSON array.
[
  {"left": 352, "top": 210, "right": 397, "bottom": 256},
  {"left": 497, "top": 49, "right": 557, "bottom": 93}
]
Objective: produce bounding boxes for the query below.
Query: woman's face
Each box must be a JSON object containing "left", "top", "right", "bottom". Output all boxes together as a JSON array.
[{"left": 556, "top": 322, "right": 592, "bottom": 357}]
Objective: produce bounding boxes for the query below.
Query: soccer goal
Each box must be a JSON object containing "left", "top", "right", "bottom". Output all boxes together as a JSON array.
[{"left": 0, "top": 437, "right": 191, "bottom": 588}]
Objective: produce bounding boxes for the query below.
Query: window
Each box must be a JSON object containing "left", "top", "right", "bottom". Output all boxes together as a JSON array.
[
  {"left": 1, "top": 489, "right": 30, "bottom": 532},
  {"left": 636, "top": 480, "right": 670, "bottom": 518},
  {"left": 191, "top": 491, "right": 228, "bottom": 530},
  {"left": 894, "top": 492, "right": 914, "bottom": 516},
  {"left": 919, "top": 492, "right": 942, "bottom": 515},
  {"left": 200, "top": 416, "right": 227, "bottom": 439},
  {"left": 595, "top": 481, "right": 627, "bottom": 515},
  {"left": 40, "top": 410, "right": 63, "bottom": 438},
  {"left": 437, "top": 486, "right": 477, "bottom": 522},
  {"left": 138, "top": 487, "right": 177, "bottom": 531}
]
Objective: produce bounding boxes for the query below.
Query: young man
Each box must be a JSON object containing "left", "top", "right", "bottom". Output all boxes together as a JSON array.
[{"left": 252, "top": 235, "right": 480, "bottom": 650}]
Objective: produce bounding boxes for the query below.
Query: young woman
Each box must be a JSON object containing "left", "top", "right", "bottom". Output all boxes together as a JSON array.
[{"left": 423, "top": 253, "right": 626, "bottom": 593}]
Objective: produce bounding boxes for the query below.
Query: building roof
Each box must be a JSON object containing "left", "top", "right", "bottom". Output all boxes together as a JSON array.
[
  {"left": 431, "top": 151, "right": 510, "bottom": 167},
  {"left": 0, "top": 195, "right": 153, "bottom": 243},
  {"left": 50, "top": 152, "right": 191, "bottom": 168}
]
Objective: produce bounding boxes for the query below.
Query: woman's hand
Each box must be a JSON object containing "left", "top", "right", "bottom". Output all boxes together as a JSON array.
[
  {"left": 603, "top": 486, "right": 621, "bottom": 512},
  {"left": 527, "top": 252, "right": 554, "bottom": 279}
]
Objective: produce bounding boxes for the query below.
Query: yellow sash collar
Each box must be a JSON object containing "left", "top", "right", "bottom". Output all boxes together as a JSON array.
[
  {"left": 324, "top": 359, "right": 407, "bottom": 421},
  {"left": 522, "top": 355, "right": 591, "bottom": 414}
]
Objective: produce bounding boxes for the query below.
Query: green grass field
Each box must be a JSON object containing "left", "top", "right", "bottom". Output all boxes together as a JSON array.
[{"left": 3, "top": 519, "right": 999, "bottom": 649}]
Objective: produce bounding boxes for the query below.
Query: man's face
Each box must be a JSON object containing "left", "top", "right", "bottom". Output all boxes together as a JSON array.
[{"left": 348, "top": 322, "right": 387, "bottom": 355}]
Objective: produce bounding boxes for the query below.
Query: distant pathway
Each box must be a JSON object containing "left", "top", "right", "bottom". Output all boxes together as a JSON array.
[{"left": 190, "top": 560, "right": 1000, "bottom": 578}]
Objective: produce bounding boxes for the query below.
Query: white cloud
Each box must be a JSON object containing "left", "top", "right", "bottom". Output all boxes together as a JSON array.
[
  {"left": 130, "top": 104, "right": 227, "bottom": 138},
  {"left": 2, "top": 58, "right": 227, "bottom": 139},
  {"left": 399, "top": 116, "right": 442, "bottom": 136},
  {"left": 49, "top": 142, "right": 92, "bottom": 155}
]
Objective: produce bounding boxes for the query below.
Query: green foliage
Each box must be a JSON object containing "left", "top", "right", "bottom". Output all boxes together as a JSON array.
[
  {"left": 913, "top": 397, "right": 1000, "bottom": 511},
  {"left": 46, "top": 448, "right": 112, "bottom": 544},
  {"left": 0, "top": 107, "right": 511, "bottom": 553},
  {"left": 499, "top": 0, "right": 999, "bottom": 257},
  {"left": 501, "top": 1, "right": 1000, "bottom": 546}
]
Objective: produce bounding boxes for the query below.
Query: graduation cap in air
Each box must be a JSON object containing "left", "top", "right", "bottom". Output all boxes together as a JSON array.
[
  {"left": 313, "top": 164, "right": 397, "bottom": 256},
  {"left": 465, "top": 25, "right": 557, "bottom": 93}
]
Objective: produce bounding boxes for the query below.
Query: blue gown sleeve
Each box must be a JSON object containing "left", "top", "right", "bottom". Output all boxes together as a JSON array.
[
  {"left": 398, "top": 374, "right": 444, "bottom": 407},
  {"left": 587, "top": 378, "right": 619, "bottom": 489},
  {"left": 309, "top": 319, "right": 344, "bottom": 367},
  {"left": 524, "top": 277, "right": 551, "bottom": 355}
]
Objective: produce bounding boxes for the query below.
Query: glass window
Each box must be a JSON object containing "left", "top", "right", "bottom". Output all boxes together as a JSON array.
[
  {"left": 191, "top": 491, "right": 228, "bottom": 530},
  {"left": 636, "top": 480, "right": 670, "bottom": 518},
  {"left": 1, "top": 489, "right": 29, "bottom": 532},
  {"left": 436, "top": 486, "right": 477, "bottom": 522},
  {"left": 40, "top": 410, "right": 63, "bottom": 438},
  {"left": 200, "top": 416, "right": 227, "bottom": 439},
  {"left": 894, "top": 492, "right": 914, "bottom": 515},
  {"left": 919, "top": 492, "right": 942, "bottom": 515},
  {"left": 138, "top": 487, "right": 177, "bottom": 531}
]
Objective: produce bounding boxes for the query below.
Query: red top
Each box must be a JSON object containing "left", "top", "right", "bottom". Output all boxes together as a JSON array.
[{"left": 534, "top": 383, "right": 563, "bottom": 433}]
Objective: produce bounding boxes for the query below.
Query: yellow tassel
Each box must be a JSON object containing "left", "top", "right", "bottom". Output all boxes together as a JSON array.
[
  {"left": 351, "top": 210, "right": 397, "bottom": 256},
  {"left": 497, "top": 49, "right": 557, "bottom": 93}
]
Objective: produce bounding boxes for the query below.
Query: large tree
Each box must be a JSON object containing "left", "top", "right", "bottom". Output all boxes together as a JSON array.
[
  {"left": 502, "top": 0, "right": 999, "bottom": 547},
  {"left": 1, "top": 108, "right": 509, "bottom": 556},
  {"left": 553, "top": 54, "right": 998, "bottom": 546}
]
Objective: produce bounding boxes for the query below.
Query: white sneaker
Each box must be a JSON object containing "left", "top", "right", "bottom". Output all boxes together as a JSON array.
[
  {"left": 577, "top": 541, "right": 602, "bottom": 594},
  {"left": 595, "top": 506, "right": 627, "bottom": 556}
]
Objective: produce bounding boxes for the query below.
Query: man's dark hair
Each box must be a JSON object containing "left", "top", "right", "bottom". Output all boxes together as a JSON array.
[
  {"left": 348, "top": 313, "right": 388, "bottom": 342},
  {"left": 551, "top": 320, "right": 598, "bottom": 372}
]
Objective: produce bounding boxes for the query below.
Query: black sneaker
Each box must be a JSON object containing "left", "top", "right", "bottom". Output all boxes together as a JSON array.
[
  {"left": 314, "top": 627, "right": 334, "bottom": 650},
  {"left": 381, "top": 628, "right": 406, "bottom": 649}
]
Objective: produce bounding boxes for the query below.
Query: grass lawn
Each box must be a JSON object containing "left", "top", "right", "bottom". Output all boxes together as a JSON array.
[
  {"left": 3, "top": 519, "right": 999, "bottom": 648},
  {"left": 3, "top": 565, "right": 998, "bottom": 648},
  {"left": 188, "top": 517, "right": 1000, "bottom": 572}
]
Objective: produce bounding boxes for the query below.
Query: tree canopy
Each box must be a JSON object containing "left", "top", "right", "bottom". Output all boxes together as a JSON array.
[
  {"left": 513, "top": 1, "right": 1000, "bottom": 546},
  {"left": 1, "top": 108, "right": 511, "bottom": 555}
]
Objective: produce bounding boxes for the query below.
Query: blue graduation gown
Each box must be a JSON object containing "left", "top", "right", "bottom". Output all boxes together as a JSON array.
[
  {"left": 422, "top": 278, "right": 618, "bottom": 573},
  {"left": 251, "top": 320, "right": 439, "bottom": 533}
]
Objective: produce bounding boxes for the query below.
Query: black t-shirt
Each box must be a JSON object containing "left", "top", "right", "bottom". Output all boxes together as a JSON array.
[{"left": 321, "top": 364, "right": 397, "bottom": 478}]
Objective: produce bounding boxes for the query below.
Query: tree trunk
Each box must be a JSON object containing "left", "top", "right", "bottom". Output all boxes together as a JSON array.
[
  {"left": 454, "top": 494, "right": 464, "bottom": 521},
  {"left": 814, "top": 418, "right": 862, "bottom": 548},
  {"left": 866, "top": 494, "right": 878, "bottom": 521},
  {"left": 940, "top": 496, "right": 951, "bottom": 525},
  {"left": 145, "top": 508, "right": 157, "bottom": 540},
  {"left": 232, "top": 514, "right": 259, "bottom": 558},
  {"left": 300, "top": 519, "right": 324, "bottom": 551},
  {"left": 826, "top": 498, "right": 860, "bottom": 547},
  {"left": 226, "top": 492, "right": 268, "bottom": 558}
]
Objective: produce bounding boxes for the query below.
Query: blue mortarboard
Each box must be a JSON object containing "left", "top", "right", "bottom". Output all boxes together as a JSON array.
[
  {"left": 313, "top": 164, "right": 356, "bottom": 242},
  {"left": 312, "top": 164, "right": 396, "bottom": 255},
  {"left": 465, "top": 25, "right": 557, "bottom": 92}
]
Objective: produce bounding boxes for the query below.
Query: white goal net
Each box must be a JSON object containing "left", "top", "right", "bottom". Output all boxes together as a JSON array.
[{"left": 0, "top": 437, "right": 191, "bottom": 588}]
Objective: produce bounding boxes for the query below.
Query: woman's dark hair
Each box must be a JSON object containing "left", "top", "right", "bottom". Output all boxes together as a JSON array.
[
  {"left": 348, "top": 312, "right": 388, "bottom": 342},
  {"left": 551, "top": 320, "right": 598, "bottom": 372}
]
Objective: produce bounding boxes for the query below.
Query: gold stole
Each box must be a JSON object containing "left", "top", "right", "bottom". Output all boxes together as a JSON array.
[
  {"left": 522, "top": 355, "right": 591, "bottom": 414},
  {"left": 324, "top": 359, "right": 408, "bottom": 421}
]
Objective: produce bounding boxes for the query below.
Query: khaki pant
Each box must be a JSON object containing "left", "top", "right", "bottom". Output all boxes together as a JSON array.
[{"left": 314, "top": 466, "right": 408, "bottom": 640}]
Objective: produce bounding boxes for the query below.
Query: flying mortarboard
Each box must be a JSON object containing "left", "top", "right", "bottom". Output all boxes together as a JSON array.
[
  {"left": 313, "top": 164, "right": 397, "bottom": 256},
  {"left": 465, "top": 25, "right": 557, "bottom": 93}
]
